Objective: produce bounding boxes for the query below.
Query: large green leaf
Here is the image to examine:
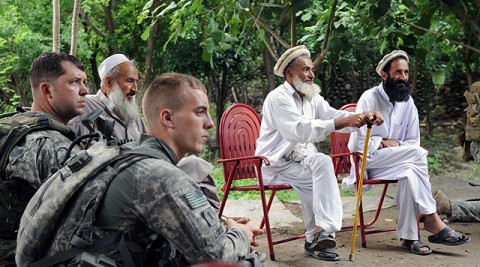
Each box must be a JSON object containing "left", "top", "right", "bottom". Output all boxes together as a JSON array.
[
  {"left": 432, "top": 69, "right": 446, "bottom": 86},
  {"left": 204, "top": 37, "right": 215, "bottom": 53}
]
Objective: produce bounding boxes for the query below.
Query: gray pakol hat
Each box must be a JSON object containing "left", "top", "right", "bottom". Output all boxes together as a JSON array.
[
  {"left": 375, "top": 50, "right": 409, "bottom": 76},
  {"left": 273, "top": 45, "right": 311, "bottom": 77}
]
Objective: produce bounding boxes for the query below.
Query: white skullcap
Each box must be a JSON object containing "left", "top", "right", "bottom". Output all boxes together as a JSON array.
[
  {"left": 376, "top": 50, "right": 409, "bottom": 76},
  {"left": 98, "top": 54, "right": 130, "bottom": 81},
  {"left": 274, "top": 45, "right": 311, "bottom": 77}
]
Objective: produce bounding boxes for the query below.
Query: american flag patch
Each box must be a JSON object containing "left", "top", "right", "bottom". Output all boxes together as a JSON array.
[{"left": 185, "top": 189, "right": 208, "bottom": 209}]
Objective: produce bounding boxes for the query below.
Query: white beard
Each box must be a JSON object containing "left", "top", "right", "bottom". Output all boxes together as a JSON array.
[
  {"left": 293, "top": 75, "right": 320, "bottom": 99},
  {"left": 109, "top": 83, "right": 140, "bottom": 123}
]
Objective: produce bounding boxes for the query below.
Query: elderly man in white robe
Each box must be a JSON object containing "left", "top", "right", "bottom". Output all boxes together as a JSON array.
[
  {"left": 255, "top": 45, "right": 383, "bottom": 261},
  {"left": 68, "top": 54, "right": 220, "bottom": 210},
  {"left": 347, "top": 50, "right": 471, "bottom": 255}
]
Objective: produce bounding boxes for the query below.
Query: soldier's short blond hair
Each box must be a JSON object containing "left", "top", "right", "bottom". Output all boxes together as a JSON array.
[{"left": 142, "top": 72, "right": 207, "bottom": 126}]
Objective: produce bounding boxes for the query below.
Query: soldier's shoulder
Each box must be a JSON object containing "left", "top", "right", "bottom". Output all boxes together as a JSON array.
[{"left": 129, "top": 157, "right": 194, "bottom": 186}]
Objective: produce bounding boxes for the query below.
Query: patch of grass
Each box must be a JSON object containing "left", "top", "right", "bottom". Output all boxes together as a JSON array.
[
  {"left": 465, "top": 160, "right": 480, "bottom": 181},
  {"left": 422, "top": 133, "right": 458, "bottom": 175}
]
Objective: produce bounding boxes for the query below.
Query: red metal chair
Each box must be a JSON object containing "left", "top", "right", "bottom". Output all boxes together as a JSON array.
[
  {"left": 217, "top": 103, "right": 304, "bottom": 261},
  {"left": 330, "top": 103, "right": 397, "bottom": 248}
]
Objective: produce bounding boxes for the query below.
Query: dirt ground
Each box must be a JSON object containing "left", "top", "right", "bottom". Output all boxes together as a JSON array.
[
  {"left": 256, "top": 204, "right": 478, "bottom": 267},
  {"left": 255, "top": 159, "right": 480, "bottom": 267},
  {"left": 253, "top": 124, "right": 480, "bottom": 267}
]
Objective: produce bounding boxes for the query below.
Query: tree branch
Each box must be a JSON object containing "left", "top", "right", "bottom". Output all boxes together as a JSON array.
[
  {"left": 397, "top": 19, "right": 480, "bottom": 54},
  {"left": 313, "top": 0, "right": 338, "bottom": 72},
  {"left": 443, "top": 0, "right": 480, "bottom": 40},
  {"left": 80, "top": 8, "right": 107, "bottom": 38},
  {"left": 245, "top": 9, "right": 290, "bottom": 49}
]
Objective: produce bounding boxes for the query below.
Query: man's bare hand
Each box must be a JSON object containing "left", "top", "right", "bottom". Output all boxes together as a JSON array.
[
  {"left": 334, "top": 111, "right": 384, "bottom": 129},
  {"left": 363, "top": 111, "right": 384, "bottom": 126},
  {"left": 378, "top": 139, "right": 400, "bottom": 149}
]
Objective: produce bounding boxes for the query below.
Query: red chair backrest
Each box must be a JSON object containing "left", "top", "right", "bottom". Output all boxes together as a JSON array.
[
  {"left": 330, "top": 103, "right": 357, "bottom": 175},
  {"left": 218, "top": 103, "right": 262, "bottom": 180}
]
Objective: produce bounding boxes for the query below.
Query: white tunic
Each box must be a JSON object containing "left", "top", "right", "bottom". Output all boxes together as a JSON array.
[
  {"left": 346, "top": 83, "right": 436, "bottom": 240},
  {"left": 255, "top": 81, "right": 355, "bottom": 240}
]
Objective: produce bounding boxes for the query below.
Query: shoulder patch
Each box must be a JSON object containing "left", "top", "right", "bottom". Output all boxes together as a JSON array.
[{"left": 185, "top": 189, "right": 208, "bottom": 209}]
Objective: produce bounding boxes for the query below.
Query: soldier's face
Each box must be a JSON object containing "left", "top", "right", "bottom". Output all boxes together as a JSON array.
[
  {"left": 172, "top": 87, "right": 214, "bottom": 157},
  {"left": 48, "top": 61, "right": 88, "bottom": 123}
]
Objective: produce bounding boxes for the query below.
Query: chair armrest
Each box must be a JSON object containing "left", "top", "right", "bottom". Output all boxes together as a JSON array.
[{"left": 218, "top": 155, "right": 271, "bottom": 166}]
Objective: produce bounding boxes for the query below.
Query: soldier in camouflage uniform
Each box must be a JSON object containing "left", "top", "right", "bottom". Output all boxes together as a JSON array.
[
  {"left": 45, "top": 72, "right": 262, "bottom": 266},
  {"left": 434, "top": 191, "right": 480, "bottom": 222},
  {"left": 433, "top": 81, "right": 480, "bottom": 223},
  {"left": 0, "top": 52, "right": 88, "bottom": 265}
]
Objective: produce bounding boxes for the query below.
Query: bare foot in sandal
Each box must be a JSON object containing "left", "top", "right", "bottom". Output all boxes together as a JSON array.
[
  {"left": 428, "top": 226, "right": 471, "bottom": 245},
  {"left": 401, "top": 239, "right": 432, "bottom": 255}
]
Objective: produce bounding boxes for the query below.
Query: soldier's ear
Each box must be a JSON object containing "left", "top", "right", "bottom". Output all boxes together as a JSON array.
[
  {"left": 159, "top": 109, "right": 175, "bottom": 129},
  {"left": 40, "top": 82, "right": 53, "bottom": 98}
]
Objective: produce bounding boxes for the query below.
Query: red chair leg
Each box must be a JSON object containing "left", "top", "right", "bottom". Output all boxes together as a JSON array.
[
  {"left": 258, "top": 187, "right": 276, "bottom": 261},
  {"left": 359, "top": 201, "right": 367, "bottom": 248},
  {"left": 363, "top": 184, "right": 390, "bottom": 227}
]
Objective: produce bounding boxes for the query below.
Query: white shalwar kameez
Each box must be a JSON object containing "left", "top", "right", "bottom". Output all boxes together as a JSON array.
[
  {"left": 255, "top": 82, "right": 356, "bottom": 242},
  {"left": 346, "top": 83, "right": 437, "bottom": 240}
]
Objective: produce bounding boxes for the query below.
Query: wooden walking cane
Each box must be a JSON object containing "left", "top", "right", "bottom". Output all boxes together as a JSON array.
[{"left": 349, "top": 121, "right": 373, "bottom": 261}]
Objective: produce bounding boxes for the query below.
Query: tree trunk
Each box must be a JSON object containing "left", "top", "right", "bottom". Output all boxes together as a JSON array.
[
  {"left": 103, "top": 0, "right": 116, "bottom": 54},
  {"left": 290, "top": 7, "right": 296, "bottom": 46},
  {"left": 70, "top": 0, "right": 81, "bottom": 56},
  {"left": 52, "top": 0, "right": 60, "bottom": 52},
  {"left": 140, "top": 0, "right": 161, "bottom": 94},
  {"left": 463, "top": 34, "right": 474, "bottom": 87},
  {"left": 90, "top": 43, "right": 100, "bottom": 90},
  {"left": 263, "top": 48, "right": 276, "bottom": 97},
  {"left": 411, "top": 53, "right": 419, "bottom": 93}
]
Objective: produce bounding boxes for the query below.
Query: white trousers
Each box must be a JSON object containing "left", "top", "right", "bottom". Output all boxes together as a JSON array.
[
  {"left": 366, "top": 145, "right": 436, "bottom": 240},
  {"left": 262, "top": 153, "right": 342, "bottom": 242}
]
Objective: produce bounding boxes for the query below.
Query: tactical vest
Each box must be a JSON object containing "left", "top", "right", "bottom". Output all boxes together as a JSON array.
[
  {"left": 0, "top": 111, "right": 75, "bottom": 238},
  {"left": 16, "top": 140, "right": 178, "bottom": 267},
  {"left": 464, "top": 82, "right": 480, "bottom": 141}
]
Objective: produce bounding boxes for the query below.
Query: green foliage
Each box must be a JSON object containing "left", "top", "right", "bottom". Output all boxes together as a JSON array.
[
  {"left": 422, "top": 132, "right": 457, "bottom": 174},
  {"left": 427, "top": 153, "right": 444, "bottom": 175}
]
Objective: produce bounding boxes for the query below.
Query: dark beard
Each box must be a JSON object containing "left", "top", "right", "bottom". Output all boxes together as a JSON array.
[{"left": 384, "top": 75, "right": 410, "bottom": 102}]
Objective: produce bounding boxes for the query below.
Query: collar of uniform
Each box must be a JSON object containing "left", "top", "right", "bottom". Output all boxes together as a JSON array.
[
  {"left": 137, "top": 134, "right": 179, "bottom": 164},
  {"left": 96, "top": 89, "right": 116, "bottom": 112}
]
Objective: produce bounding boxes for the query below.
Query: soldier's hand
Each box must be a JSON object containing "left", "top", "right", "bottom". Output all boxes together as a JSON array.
[{"left": 227, "top": 218, "right": 263, "bottom": 247}]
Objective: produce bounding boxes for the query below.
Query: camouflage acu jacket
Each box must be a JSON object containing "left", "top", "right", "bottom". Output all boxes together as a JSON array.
[
  {"left": 1, "top": 112, "right": 77, "bottom": 239},
  {"left": 46, "top": 135, "right": 250, "bottom": 266}
]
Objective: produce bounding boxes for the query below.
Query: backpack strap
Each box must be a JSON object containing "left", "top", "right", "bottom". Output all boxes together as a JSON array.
[{"left": 31, "top": 232, "right": 124, "bottom": 267}]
